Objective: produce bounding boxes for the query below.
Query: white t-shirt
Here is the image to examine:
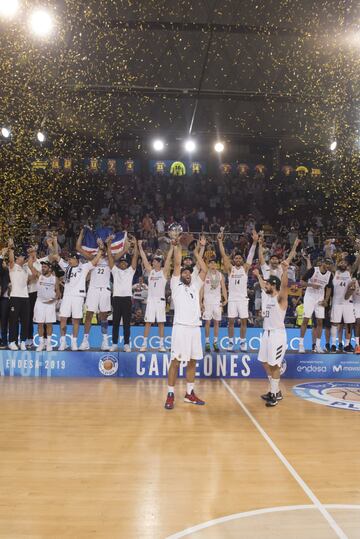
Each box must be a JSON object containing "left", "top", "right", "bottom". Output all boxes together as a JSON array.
[
  {"left": 9, "top": 264, "right": 31, "bottom": 298},
  {"left": 89, "top": 257, "right": 111, "bottom": 288},
  {"left": 36, "top": 274, "right": 56, "bottom": 303},
  {"left": 59, "top": 259, "right": 94, "bottom": 297},
  {"left": 112, "top": 266, "right": 135, "bottom": 297},
  {"left": 147, "top": 269, "right": 167, "bottom": 300},
  {"left": 156, "top": 219, "right": 166, "bottom": 234},
  {"left": 171, "top": 274, "right": 203, "bottom": 327}
]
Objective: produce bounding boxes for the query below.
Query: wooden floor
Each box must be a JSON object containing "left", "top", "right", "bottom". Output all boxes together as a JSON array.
[{"left": 0, "top": 377, "right": 359, "bottom": 538}]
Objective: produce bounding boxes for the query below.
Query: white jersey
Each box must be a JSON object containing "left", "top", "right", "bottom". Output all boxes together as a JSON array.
[
  {"left": 203, "top": 271, "right": 223, "bottom": 305},
  {"left": 147, "top": 269, "right": 167, "bottom": 300},
  {"left": 171, "top": 274, "right": 203, "bottom": 327},
  {"left": 36, "top": 274, "right": 56, "bottom": 303},
  {"left": 263, "top": 294, "right": 286, "bottom": 330},
  {"left": 89, "top": 257, "right": 111, "bottom": 288},
  {"left": 304, "top": 267, "right": 331, "bottom": 300},
  {"left": 261, "top": 263, "right": 282, "bottom": 280},
  {"left": 59, "top": 259, "right": 94, "bottom": 297},
  {"left": 332, "top": 270, "right": 352, "bottom": 305},
  {"left": 228, "top": 265, "right": 247, "bottom": 300}
]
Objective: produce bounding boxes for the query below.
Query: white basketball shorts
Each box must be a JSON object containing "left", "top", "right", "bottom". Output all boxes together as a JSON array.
[
  {"left": 228, "top": 298, "right": 249, "bottom": 319},
  {"left": 331, "top": 303, "right": 356, "bottom": 324},
  {"left": 86, "top": 287, "right": 111, "bottom": 313},
  {"left": 144, "top": 298, "right": 166, "bottom": 323},
  {"left": 303, "top": 295, "right": 324, "bottom": 319},
  {"left": 258, "top": 329, "right": 287, "bottom": 367},
  {"left": 33, "top": 300, "right": 56, "bottom": 324},
  {"left": 203, "top": 302, "right": 222, "bottom": 321},
  {"left": 170, "top": 325, "right": 203, "bottom": 363},
  {"left": 59, "top": 296, "right": 84, "bottom": 319}
]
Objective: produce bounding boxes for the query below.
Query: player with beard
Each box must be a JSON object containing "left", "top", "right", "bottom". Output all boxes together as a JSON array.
[
  {"left": 259, "top": 236, "right": 300, "bottom": 317},
  {"left": 164, "top": 241, "right": 207, "bottom": 410},
  {"left": 218, "top": 229, "right": 258, "bottom": 351},
  {"left": 138, "top": 241, "right": 173, "bottom": 352},
  {"left": 253, "top": 261, "right": 289, "bottom": 407},
  {"left": 331, "top": 258, "right": 356, "bottom": 353},
  {"left": 200, "top": 258, "right": 227, "bottom": 352},
  {"left": 298, "top": 259, "right": 333, "bottom": 353}
]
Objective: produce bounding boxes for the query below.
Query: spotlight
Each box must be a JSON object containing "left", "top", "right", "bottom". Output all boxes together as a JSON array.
[
  {"left": 214, "top": 142, "right": 224, "bottom": 153},
  {"left": 29, "top": 9, "right": 53, "bottom": 37},
  {"left": 330, "top": 140, "right": 337, "bottom": 151},
  {"left": 0, "top": 0, "right": 19, "bottom": 19},
  {"left": 37, "top": 131, "right": 45, "bottom": 143},
  {"left": 1, "top": 127, "right": 10, "bottom": 139},
  {"left": 153, "top": 139, "right": 164, "bottom": 151},
  {"left": 184, "top": 139, "right": 196, "bottom": 152}
]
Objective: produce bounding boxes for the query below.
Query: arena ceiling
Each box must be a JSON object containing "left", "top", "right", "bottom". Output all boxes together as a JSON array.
[{"left": 1, "top": 0, "right": 360, "bottom": 151}]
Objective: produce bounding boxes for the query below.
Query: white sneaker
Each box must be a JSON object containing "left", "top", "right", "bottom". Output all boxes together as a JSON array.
[
  {"left": 36, "top": 341, "right": 45, "bottom": 352},
  {"left": 79, "top": 338, "right": 90, "bottom": 351},
  {"left": 240, "top": 342, "right": 247, "bottom": 352},
  {"left": 227, "top": 343, "right": 234, "bottom": 351},
  {"left": 46, "top": 342, "right": 53, "bottom": 352},
  {"left": 20, "top": 341, "right": 27, "bottom": 351},
  {"left": 315, "top": 345, "right": 324, "bottom": 354},
  {"left": 8, "top": 342, "right": 18, "bottom": 351},
  {"left": 101, "top": 338, "right": 110, "bottom": 351},
  {"left": 71, "top": 339, "right": 78, "bottom": 351},
  {"left": 158, "top": 346, "right": 167, "bottom": 352},
  {"left": 110, "top": 344, "right": 118, "bottom": 352},
  {"left": 139, "top": 345, "right": 147, "bottom": 352},
  {"left": 298, "top": 343, "right": 305, "bottom": 353},
  {"left": 58, "top": 337, "right": 68, "bottom": 351},
  {"left": 124, "top": 344, "right": 131, "bottom": 352}
]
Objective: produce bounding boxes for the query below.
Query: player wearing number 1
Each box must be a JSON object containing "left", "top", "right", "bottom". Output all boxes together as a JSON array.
[
  {"left": 138, "top": 241, "right": 173, "bottom": 352},
  {"left": 253, "top": 261, "right": 289, "bottom": 407}
]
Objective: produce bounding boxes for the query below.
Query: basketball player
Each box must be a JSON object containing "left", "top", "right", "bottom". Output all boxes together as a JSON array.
[
  {"left": 218, "top": 229, "right": 258, "bottom": 351},
  {"left": 253, "top": 261, "right": 289, "bottom": 407},
  {"left": 298, "top": 259, "right": 333, "bottom": 353},
  {"left": 200, "top": 258, "right": 227, "bottom": 352},
  {"left": 138, "top": 240, "right": 173, "bottom": 352},
  {"left": 51, "top": 249, "right": 102, "bottom": 351},
  {"left": 331, "top": 259, "right": 356, "bottom": 353},
  {"left": 259, "top": 236, "right": 300, "bottom": 316},
  {"left": 76, "top": 229, "right": 115, "bottom": 351},
  {"left": 27, "top": 259, "right": 60, "bottom": 352},
  {"left": 164, "top": 241, "right": 208, "bottom": 410}
]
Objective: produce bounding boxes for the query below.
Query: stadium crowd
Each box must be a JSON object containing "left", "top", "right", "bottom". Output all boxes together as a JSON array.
[{"left": 1, "top": 173, "right": 359, "bottom": 353}]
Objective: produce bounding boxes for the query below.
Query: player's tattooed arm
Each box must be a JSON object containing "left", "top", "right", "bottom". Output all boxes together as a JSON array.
[
  {"left": 130, "top": 239, "right": 139, "bottom": 270},
  {"left": 278, "top": 260, "right": 289, "bottom": 308},
  {"left": 173, "top": 241, "right": 182, "bottom": 277},
  {"left": 194, "top": 242, "right": 208, "bottom": 281},
  {"left": 75, "top": 228, "right": 93, "bottom": 260},
  {"left": 258, "top": 236, "right": 265, "bottom": 266},
  {"left": 285, "top": 237, "right": 301, "bottom": 265}
]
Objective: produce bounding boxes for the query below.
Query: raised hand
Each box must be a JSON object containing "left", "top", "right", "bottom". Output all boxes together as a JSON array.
[
  {"left": 281, "top": 260, "right": 289, "bottom": 271},
  {"left": 199, "top": 235, "right": 207, "bottom": 247},
  {"left": 252, "top": 268, "right": 260, "bottom": 279},
  {"left": 252, "top": 230, "right": 259, "bottom": 243}
]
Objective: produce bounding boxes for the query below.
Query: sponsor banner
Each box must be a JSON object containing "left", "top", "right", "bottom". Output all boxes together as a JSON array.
[
  {"left": 292, "top": 382, "right": 360, "bottom": 412},
  {"left": 30, "top": 325, "right": 355, "bottom": 352},
  {"left": 0, "top": 351, "right": 359, "bottom": 379}
]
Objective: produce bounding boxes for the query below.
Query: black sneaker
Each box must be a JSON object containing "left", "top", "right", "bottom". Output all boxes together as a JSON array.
[
  {"left": 312, "top": 343, "right": 316, "bottom": 352},
  {"left": 205, "top": 342, "right": 211, "bottom": 352},
  {"left": 344, "top": 344, "right": 354, "bottom": 354},
  {"left": 265, "top": 393, "right": 278, "bottom": 407},
  {"left": 213, "top": 342, "right": 219, "bottom": 352},
  {"left": 337, "top": 343, "right": 344, "bottom": 353},
  {"left": 261, "top": 391, "right": 283, "bottom": 402},
  {"left": 330, "top": 345, "right": 337, "bottom": 353},
  {"left": 325, "top": 343, "right": 330, "bottom": 353}
]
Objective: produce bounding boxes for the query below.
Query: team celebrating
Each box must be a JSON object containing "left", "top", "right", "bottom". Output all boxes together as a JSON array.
[{"left": 1, "top": 226, "right": 360, "bottom": 409}]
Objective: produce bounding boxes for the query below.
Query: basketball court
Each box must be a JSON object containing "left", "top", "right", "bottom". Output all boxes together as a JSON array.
[{"left": 0, "top": 377, "right": 358, "bottom": 538}]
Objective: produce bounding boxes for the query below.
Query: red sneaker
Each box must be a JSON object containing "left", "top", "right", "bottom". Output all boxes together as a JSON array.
[
  {"left": 184, "top": 390, "right": 205, "bottom": 405},
  {"left": 355, "top": 345, "right": 360, "bottom": 355},
  {"left": 164, "top": 392, "right": 175, "bottom": 410}
]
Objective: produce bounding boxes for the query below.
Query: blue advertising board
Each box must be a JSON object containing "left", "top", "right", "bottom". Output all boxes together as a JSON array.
[{"left": 0, "top": 349, "right": 359, "bottom": 379}]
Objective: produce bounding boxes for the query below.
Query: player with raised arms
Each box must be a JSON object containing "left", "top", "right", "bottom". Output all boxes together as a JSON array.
[
  {"left": 253, "top": 261, "right": 290, "bottom": 407},
  {"left": 164, "top": 240, "right": 207, "bottom": 410}
]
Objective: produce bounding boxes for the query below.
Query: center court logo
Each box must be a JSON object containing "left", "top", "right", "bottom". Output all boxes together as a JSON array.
[
  {"left": 98, "top": 355, "right": 118, "bottom": 376},
  {"left": 293, "top": 382, "right": 360, "bottom": 412}
]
